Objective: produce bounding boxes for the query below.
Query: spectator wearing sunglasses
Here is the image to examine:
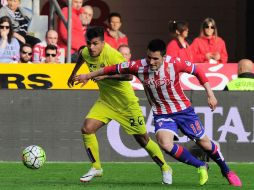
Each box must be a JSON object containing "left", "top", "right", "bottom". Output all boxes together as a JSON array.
[
  {"left": 44, "top": 44, "right": 58, "bottom": 63},
  {"left": 19, "top": 43, "right": 32, "bottom": 63},
  {"left": 191, "top": 18, "right": 228, "bottom": 63},
  {"left": 0, "top": 15, "right": 20, "bottom": 63}
]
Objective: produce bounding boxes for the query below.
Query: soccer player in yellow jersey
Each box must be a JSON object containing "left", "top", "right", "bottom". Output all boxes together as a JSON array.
[{"left": 67, "top": 26, "right": 172, "bottom": 184}]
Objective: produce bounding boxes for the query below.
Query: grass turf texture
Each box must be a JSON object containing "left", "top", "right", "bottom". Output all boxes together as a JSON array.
[{"left": 0, "top": 162, "right": 252, "bottom": 190}]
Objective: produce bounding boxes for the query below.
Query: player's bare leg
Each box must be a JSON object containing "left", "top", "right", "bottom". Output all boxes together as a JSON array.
[
  {"left": 196, "top": 135, "right": 242, "bottom": 187},
  {"left": 133, "top": 133, "right": 173, "bottom": 184},
  {"left": 80, "top": 118, "right": 104, "bottom": 182},
  {"left": 156, "top": 131, "right": 208, "bottom": 185}
]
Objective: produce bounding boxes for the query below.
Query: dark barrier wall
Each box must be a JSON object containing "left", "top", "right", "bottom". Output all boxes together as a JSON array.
[{"left": 0, "top": 90, "right": 253, "bottom": 162}]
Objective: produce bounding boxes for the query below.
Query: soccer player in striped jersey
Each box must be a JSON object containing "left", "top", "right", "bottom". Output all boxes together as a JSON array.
[
  {"left": 68, "top": 27, "right": 172, "bottom": 184},
  {"left": 74, "top": 39, "right": 242, "bottom": 187}
]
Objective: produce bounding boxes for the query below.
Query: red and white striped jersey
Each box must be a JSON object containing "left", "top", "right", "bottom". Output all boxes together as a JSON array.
[{"left": 105, "top": 55, "right": 208, "bottom": 114}]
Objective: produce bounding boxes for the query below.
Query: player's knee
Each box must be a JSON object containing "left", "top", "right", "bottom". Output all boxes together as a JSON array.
[
  {"left": 81, "top": 125, "right": 93, "bottom": 134},
  {"left": 133, "top": 134, "right": 149, "bottom": 147},
  {"left": 158, "top": 141, "right": 174, "bottom": 152},
  {"left": 81, "top": 119, "right": 100, "bottom": 134},
  {"left": 196, "top": 135, "right": 212, "bottom": 151}
]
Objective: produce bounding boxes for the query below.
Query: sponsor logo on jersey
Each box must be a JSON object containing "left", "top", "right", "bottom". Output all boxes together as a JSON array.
[{"left": 121, "top": 62, "right": 130, "bottom": 68}]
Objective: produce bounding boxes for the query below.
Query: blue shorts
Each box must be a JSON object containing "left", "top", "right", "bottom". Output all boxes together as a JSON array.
[{"left": 154, "top": 106, "right": 205, "bottom": 141}]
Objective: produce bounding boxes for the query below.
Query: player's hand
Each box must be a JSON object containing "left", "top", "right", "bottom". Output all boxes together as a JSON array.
[
  {"left": 67, "top": 74, "right": 75, "bottom": 88},
  {"left": 73, "top": 74, "right": 90, "bottom": 87},
  {"left": 208, "top": 95, "right": 217, "bottom": 111}
]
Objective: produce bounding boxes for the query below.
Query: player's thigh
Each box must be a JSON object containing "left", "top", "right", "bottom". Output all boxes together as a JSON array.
[
  {"left": 154, "top": 115, "right": 178, "bottom": 150},
  {"left": 85, "top": 100, "right": 112, "bottom": 127},
  {"left": 112, "top": 102, "right": 147, "bottom": 135},
  {"left": 154, "top": 114, "right": 179, "bottom": 140},
  {"left": 177, "top": 107, "right": 205, "bottom": 140}
]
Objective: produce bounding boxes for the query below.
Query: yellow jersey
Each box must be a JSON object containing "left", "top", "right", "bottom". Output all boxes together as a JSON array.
[{"left": 81, "top": 43, "right": 139, "bottom": 110}]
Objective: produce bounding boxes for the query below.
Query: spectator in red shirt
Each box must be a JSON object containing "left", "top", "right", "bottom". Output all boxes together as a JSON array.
[
  {"left": 104, "top": 12, "right": 128, "bottom": 49},
  {"left": 57, "top": 0, "right": 86, "bottom": 62},
  {"left": 191, "top": 18, "right": 228, "bottom": 64},
  {"left": 166, "top": 20, "right": 193, "bottom": 62}
]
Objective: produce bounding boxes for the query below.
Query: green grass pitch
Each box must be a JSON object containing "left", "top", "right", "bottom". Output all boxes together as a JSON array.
[{"left": 0, "top": 162, "right": 252, "bottom": 190}]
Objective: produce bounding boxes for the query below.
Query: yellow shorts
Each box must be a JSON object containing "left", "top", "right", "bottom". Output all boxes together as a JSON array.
[{"left": 86, "top": 99, "right": 147, "bottom": 135}]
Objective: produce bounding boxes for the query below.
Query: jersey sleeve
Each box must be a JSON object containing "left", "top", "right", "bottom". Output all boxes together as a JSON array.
[
  {"left": 104, "top": 60, "right": 139, "bottom": 75},
  {"left": 174, "top": 58, "right": 195, "bottom": 74},
  {"left": 174, "top": 58, "right": 208, "bottom": 85}
]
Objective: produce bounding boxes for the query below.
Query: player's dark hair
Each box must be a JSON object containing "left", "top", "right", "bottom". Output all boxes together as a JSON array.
[
  {"left": 147, "top": 39, "right": 166, "bottom": 56},
  {"left": 86, "top": 26, "right": 104, "bottom": 42},
  {"left": 108, "top": 12, "right": 122, "bottom": 22}
]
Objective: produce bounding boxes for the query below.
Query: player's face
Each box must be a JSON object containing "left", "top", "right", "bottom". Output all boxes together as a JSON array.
[
  {"left": 146, "top": 50, "right": 164, "bottom": 71},
  {"left": 87, "top": 37, "right": 105, "bottom": 57}
]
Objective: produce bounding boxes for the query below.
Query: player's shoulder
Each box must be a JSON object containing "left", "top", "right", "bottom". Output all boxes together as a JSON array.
[
  {"left": 81, "top": 47, "right": 89, "bottom": 59},
  {"left": 165, "top": 55, "right": 193, "bottom": 68},
  {"left": 103, "top": 43, "right": 125, "bottom": 62},
  {"left": 104, "top": 43, "right": 121, "bottom": 54},
  {"left": 164, "top": 55, "right": 179, "bottom": 64}
]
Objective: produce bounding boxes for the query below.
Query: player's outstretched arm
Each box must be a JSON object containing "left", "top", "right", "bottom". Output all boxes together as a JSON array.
[
  {"left": 73, "top": 64, "right": 126, "bottom": 86},
  {"left": 67, "top": 53, "right": 85, "bottom": 88},
  {"left": 93, "top": 74, "right": 133, "bottom": 81},
  {"left": 73, "top": 68, "right": 105, "bottom": 87},
  {"left": 203, "top": 82, "right": 217, "bottom": 111}
]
